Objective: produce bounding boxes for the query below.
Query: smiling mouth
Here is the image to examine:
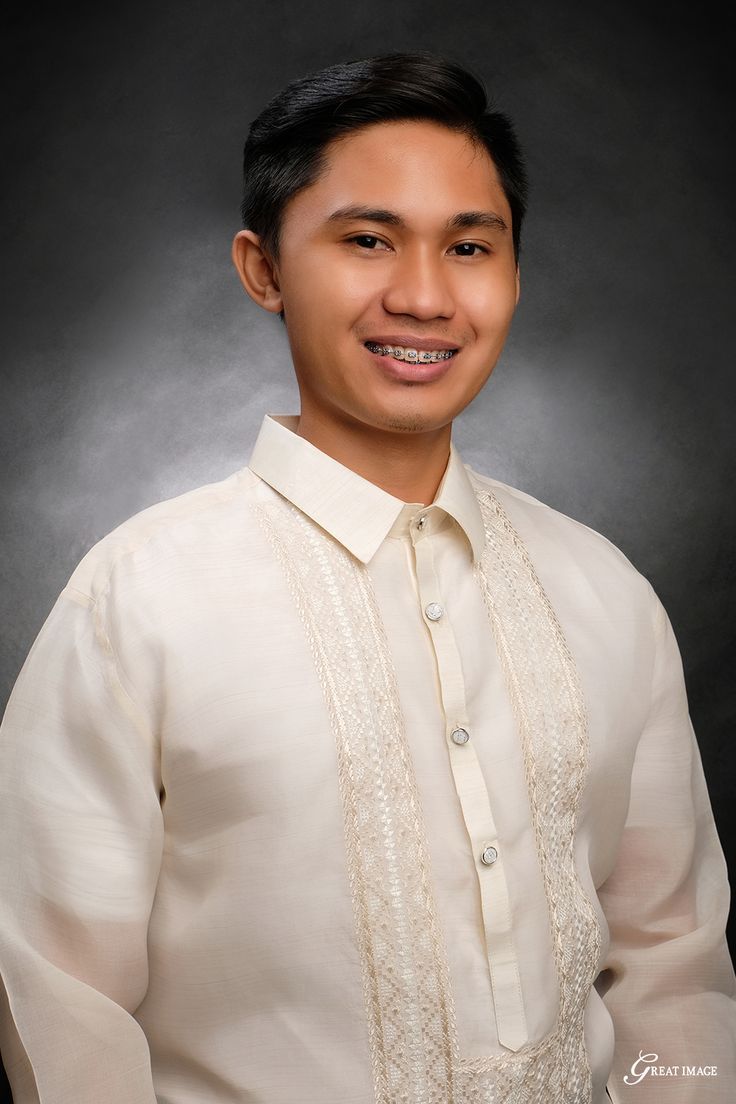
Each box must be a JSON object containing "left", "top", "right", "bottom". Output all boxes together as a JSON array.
[{"left": 364, "top": 341, "right": 457, "bottom": 364}]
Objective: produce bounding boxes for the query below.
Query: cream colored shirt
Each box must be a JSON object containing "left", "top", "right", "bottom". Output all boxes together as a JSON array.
[{"left": 1, "top": 413, "right": 734, "bottom": 1104}]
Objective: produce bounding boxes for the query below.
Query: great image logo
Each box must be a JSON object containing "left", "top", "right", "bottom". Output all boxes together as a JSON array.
[{"left": 624, "top": 1051, "right": 718, "bottom": 1086}]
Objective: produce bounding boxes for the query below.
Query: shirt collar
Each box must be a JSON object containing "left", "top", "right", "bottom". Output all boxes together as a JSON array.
[{"left": 248, "top": 414, "right": 485, "bottom": 565}]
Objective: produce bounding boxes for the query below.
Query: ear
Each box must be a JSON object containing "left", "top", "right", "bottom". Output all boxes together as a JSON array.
[
  {"left": 515, "top": 263, "right": 521, "bottom": 306},
  {"left": 231, "top": 230, "right": 283, "bottom": 314}
]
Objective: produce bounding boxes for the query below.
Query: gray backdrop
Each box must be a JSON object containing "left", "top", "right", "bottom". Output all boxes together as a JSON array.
[{"left": 1, "top": 1, "right": 733, "bottom": 1093}]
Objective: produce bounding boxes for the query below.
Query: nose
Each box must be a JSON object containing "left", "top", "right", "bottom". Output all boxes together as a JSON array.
[{"left": 381, "top": 244, "right": 455, "bottom": 321}]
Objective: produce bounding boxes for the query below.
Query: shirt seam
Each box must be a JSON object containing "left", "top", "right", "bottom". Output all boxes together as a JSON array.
[
  {"left": 69, "top": 472, "right": 253, "bottom": 600},
  {"left": 90, "top": 582, "right": 159, "bottom": 753}
]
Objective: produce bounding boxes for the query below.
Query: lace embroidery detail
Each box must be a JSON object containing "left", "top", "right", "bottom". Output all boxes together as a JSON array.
[
  {"left": 252, "top": 481, "right": 602, "bottom": 1103},
  {"left": 463, "top": 481, "right": 603, "bottom": 1101},
  {"left": 252, "top": 495, "right": 457, "bottom": 1104}
]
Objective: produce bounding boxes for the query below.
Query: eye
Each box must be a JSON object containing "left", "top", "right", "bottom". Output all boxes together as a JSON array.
[
  {"left": 449, "top": 241, "right": 489, "bottom": 257},
  {"left": 347, "top": 234, "right": 390, "bottom": 251}
]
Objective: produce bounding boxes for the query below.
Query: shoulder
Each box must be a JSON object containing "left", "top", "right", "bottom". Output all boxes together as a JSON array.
[
  {"left": 65, "top": 466, "right": 261, "bottom": 603},
  {"left": 466, "top": 465, "right": 656, "bottom": 619}
]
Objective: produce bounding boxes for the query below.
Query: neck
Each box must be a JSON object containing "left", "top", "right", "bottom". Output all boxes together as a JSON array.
[{"left": 295, "top": 408, "right": 452, "bottom": 505}]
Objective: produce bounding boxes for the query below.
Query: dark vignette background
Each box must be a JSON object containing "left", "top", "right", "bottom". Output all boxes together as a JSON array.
[{"left": 1, "top": 0, "right": 734, "bottom": 1095}]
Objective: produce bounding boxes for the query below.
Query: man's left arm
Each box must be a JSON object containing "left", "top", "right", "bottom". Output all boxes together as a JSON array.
[{"left": 596, "top": 586, "right": 736, "bottom": 1102}]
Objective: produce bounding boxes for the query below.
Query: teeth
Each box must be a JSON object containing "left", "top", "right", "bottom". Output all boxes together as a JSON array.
[{"left": 365, "top": 341, "right": 455, "bottom": 363}]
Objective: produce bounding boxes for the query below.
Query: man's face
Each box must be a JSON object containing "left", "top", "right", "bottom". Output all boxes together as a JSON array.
[{"left": 255, "top": 119, "right": 520, "bottom": 436}]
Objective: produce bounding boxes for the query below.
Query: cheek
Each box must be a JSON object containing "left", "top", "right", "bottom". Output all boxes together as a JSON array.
[
  {"left": 465, "top": 276, "right": 517, "bottom": 335},
  {"left": 326, "top": 263, "right": 387, "bottom": 322},
  {"left": 280, "top": 251, "right": 378, "bottom": 332}
]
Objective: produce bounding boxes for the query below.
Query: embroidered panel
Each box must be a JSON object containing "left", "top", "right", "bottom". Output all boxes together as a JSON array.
[
  {"left": 252, "top": 494, "right": 457, "bottom": 1103},
  {"left": 464, "top": 480, "right": 602, "bottom": 1101},
  {"left": 252, "top": 481, "right": 601, "bottom": 1104}
]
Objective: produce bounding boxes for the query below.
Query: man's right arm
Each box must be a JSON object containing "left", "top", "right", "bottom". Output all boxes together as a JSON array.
[{"left": 0, "top": 580, "right": 163, "bottom": 1103}]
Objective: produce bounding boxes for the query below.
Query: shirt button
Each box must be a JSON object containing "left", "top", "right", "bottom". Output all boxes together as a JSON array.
[
  {"left": 481, "top": 845, "right": 498, "bottom": 866},
  {"left": 416, "top": 514, "right": 428, "bottom": 530},
  {"left": 451, "top": 727, "right": 470, "bottom": 745},
  {"left": 424, "top": 602, "right": 444, "bottom": 621}
]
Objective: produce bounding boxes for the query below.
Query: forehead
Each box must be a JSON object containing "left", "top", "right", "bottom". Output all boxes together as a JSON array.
[{"left": 283, "top": 119, "right": 510, "bottom": 230}]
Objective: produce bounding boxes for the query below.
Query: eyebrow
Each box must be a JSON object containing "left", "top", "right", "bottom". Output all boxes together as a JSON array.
[
  {"left": 326, "top": 204, "right": 508, "bottom": 234},
  {"left": 448, "top": 210, "right": 508, "bottom": 233}
]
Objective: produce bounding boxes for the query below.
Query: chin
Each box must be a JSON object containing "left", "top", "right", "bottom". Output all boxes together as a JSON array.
[
  {"left": 379, "top": 413, "right": 436, "bottom": 433},
  {"left": 367, "top": 403, "right": 456, "bottom": 435}
]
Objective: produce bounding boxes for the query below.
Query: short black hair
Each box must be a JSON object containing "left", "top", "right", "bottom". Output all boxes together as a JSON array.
[{"left": 240, "top": 53, "right": 527, "bottom": 263}]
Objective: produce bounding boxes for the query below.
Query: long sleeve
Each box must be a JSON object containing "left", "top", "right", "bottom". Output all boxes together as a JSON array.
[
  {"left": 0, "top": 580, "right": 163, "bottom": 1103},
  {"left": 596, "top": 587, "right": 736, "bottom": 1101}
]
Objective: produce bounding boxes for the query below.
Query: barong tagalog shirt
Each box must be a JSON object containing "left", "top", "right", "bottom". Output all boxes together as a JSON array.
[{"left": 0, "top": 413, "right": 734, "bottom": 1104}]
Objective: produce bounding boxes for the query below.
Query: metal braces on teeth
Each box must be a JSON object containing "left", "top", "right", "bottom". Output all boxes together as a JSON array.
[{"left": 365, "top": 341, "right": 455, "bottom": 363}]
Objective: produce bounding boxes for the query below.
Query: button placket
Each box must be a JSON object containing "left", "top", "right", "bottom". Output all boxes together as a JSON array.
[{"left": 410, "top": 521, "right": 528, "bottom": 1052}]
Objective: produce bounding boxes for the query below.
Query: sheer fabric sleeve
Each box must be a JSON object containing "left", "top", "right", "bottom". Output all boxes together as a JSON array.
[
  {"left": 597, "top": 589, "right": 736, "bottom": 1102},
  {"left": 0, "top": 581, "right": 163, "bottom": 1103}
]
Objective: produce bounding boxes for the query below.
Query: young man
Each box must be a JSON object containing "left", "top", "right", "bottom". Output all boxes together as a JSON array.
[{"left": 0, "top": 53, "right": 733, "bottom": 1104}]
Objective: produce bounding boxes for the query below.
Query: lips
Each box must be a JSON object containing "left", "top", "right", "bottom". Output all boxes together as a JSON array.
[{"left": 364, "top": 340, "right": 456, "bottom": 384}]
